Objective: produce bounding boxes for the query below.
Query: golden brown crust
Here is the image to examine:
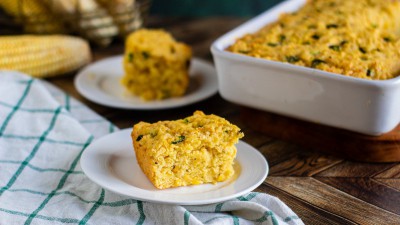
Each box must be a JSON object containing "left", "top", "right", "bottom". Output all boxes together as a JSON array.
[
  {"left": 131, "top": 111, "right": 244, "bottom": 189},
  {"left": 229, "top": 0, "right": 400, "bottom": 80},
  {"left": 121, "top": 29, "right": 192, "bottom": 100}
]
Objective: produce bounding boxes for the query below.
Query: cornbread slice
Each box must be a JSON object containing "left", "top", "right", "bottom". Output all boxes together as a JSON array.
[
  {"left": 121, "top": 29, "right": 192, "bottom": 101},
  {"left": 131, "top": 111, "right": 244, "bottom": 189},
  {"left": 228, "top": 0, "right": 400, "bottom": 80}
]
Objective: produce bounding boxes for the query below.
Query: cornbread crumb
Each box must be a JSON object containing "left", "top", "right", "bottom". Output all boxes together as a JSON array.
[
  {"left": 228, "top": 0, "right": 400, "bottom": 80},
  {"left": 121, "top": 29, "right": 192, "bottom": 100},
  {"left": 131, "top": 111, "right": 244, "bottom": 189}
]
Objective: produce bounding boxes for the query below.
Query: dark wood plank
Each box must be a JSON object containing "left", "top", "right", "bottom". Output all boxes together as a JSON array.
[
  {"left": 241, "top": 107, "right": 400, "bottom": 162},
  {"left": 220, "top": 111, "right": 275, "bottom": 147},
  {"left": 374, "top": 164, "right": 400, "bottom": 178},
  {"left": 221, "top": 111, "right": 248, "bottom": 130},
  {"left": 266, "top": 177, "right": 400, "bottom": 224},
  {"left": 258, "top": 141, "right": 303, "bottom": 167},
  {"left": 314, "top": 161, "right": 397, "bottom": 177},
  {"left": 224, "top": 110, "right": 275, "bottom": 147},
  {"left": 256, "top": 183, "right": 357, "bottom": 225},
  {"left": 373, "top": 164, "right": 400, "bottom": 190},
  {"left": 316, "top": 177, "right": 400, "bottom": 214},
  {"left": 269, "top": 152, "right": 342, "bottom": 176},
  {"left": 241, "top": 129, "right": 273, "bottom": 148},
  {"left": 375, "top": 179, "right": 400, "bottom": 191}
]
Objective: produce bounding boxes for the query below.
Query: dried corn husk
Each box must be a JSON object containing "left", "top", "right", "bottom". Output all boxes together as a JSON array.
[
  {"left": 46, "top": 0, "right": 118, "bottom": 46},
  {"left": 96, "top": 0, "right": 143, "bottom": 36}
]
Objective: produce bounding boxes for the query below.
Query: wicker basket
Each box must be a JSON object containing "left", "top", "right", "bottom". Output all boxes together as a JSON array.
[{"left": 0, "top": 0, "right": 151, "bottom": 46}]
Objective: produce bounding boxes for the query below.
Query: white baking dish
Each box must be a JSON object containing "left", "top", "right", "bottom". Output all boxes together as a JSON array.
[{"left": 211, "top": 0, "right": 400, "bottom": 136}]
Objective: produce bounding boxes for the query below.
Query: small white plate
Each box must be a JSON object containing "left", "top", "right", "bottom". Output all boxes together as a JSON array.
[
  {"left": 80, "top": 128, "right": 269, "bottom": 205},
  {"left": 74, "top": 56, "right": 218, "bottom": 110}
]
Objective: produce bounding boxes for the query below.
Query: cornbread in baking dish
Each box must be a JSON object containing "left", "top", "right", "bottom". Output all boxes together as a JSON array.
[
  {"left": 121, "top": 29, "right": 192, "bottom": 101},
  {"left": 131, "top": 111, "right": 244, "bottom": 189},
  {"left": 228, "top": 0, "right": 400, "bottom": 80}
]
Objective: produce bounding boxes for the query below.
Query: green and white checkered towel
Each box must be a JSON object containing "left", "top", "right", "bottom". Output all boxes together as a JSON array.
[{"left": 0, "top": 71, "right": 303, "bottom": 225}]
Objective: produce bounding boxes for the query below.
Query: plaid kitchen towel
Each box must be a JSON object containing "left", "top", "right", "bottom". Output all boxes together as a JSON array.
[{"left": 0, "top": 71, "right": 303, "bottom": 225}]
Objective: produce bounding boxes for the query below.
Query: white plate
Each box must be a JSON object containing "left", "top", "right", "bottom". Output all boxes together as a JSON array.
[
  {"left": 74, "top": 56, "right": 218, "bottom": 110},
  {"left": 80, "top": 128, "right": 269, "bottom": 205}
]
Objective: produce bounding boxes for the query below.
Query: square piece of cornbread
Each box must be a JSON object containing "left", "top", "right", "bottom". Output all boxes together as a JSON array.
[
  {"left": 131, "top": 111, "right": 244, "bottom": 189},
  {"left": 121, "top": 29, "right": 192, "bottom": 100}
]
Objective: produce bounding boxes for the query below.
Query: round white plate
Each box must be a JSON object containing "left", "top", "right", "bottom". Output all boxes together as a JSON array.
[
  {"left": 74, "top": 56, "right": 218, "bottom": 109},
  {"left": 80, "top": 128, "right": 269, "bottom": 205}
]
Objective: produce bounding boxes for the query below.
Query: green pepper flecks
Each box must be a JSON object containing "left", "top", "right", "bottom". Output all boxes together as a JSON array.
[
  {"left": 136, "top": 135, "right": 143, "bottom": 142},
  {"left": 311, "top": 51, "right": 320, "bottom": 56},
  {"left": 311, "top": 59, "right": 326, "bottom": 68},
  {"left": 367, "top": 69, "right": 375, "bottom": 77},
  {"left": 161, "top": 90, "right": 171, "bottom": 99},
  {"left": 383, "top": 37, "right": 392, "bottom": 42},
  {"left": 286, "top": 56, "right": 300, "bottom": 63},
  {"left": 308, "top": 24, "right": 317, "bottom": 29},
  {"left": 326, "top": 24, "right": 338, "bottom": 29},
  {"left": 267, "top": 42, "right": 278, "bottom": 47},
  {"left": 335, "top": 10, "right": 343, "bottom": 15},
  {"left": 238, "top": 50, "right": 250, "bottom": 54},
  {"left": 279, "top": 34, "right": 286, "bottom": 43},
  {"left": 329, "top": 45, "right": 341, "bottom": 51},
  {"left": 172, "top": 135, "right": 185, "bottom": 144},
  {"left": 312, "top": 34, "right": 320, "bottom": 40},
  {"left": 359, "top": 47, "right": 367, "bottom": 54},
  {"left": 142, "top": 51, "right": 150, "bottom": 59},
  {"left": 128, "top": 53, "right": 133, "bottom": 62}
]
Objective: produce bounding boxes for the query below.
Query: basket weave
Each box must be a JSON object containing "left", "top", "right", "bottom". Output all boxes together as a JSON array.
[{"left": 0, "top": 0, "right": 151, "bottom": 46}]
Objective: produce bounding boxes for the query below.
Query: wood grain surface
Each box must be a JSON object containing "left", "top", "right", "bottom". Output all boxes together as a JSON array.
[
  {"left": 241, "top": 107, "right": 400, "bottom": 162},
  {"left": 46, "top": 17, "right": 400, "bottom": 224}
]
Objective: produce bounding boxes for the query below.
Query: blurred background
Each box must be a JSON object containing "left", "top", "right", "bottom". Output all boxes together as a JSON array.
[
  {"left": 0, "top": 0, "right": 285, "bottom": 44},
  {"left": 150, "top": 0, "right": 283, "bottom": 17},
  {"left": 0, "top": 0, "right": 285, "bottom": 78}
]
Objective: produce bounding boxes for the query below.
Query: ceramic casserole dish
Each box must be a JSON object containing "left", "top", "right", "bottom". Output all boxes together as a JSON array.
[{"left": 211, "top": 0, "right": 400, "bottom": 136}]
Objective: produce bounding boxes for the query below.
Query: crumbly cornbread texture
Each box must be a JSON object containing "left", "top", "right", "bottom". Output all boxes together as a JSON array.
[
  {"left": 132, "top": 111, "right": 244, "bottom": 189},
  {"left": 228, "top": 0, "right": 400, "bottom": 80},
  {"left": 121, "top": 29, "right": 192, "bottom": 100}
]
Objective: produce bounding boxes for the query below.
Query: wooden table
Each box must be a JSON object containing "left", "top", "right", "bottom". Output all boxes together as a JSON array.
[{"left": 48, "top": 17, "right": 400, "bottom": 224}]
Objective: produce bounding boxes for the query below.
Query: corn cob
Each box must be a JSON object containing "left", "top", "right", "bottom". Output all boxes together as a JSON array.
[
  {"left": 0, "top": 0, "right": 65, "bottom": 33},
  {"left": 0, "top": 35, "right": 91, "bottom": 78}
]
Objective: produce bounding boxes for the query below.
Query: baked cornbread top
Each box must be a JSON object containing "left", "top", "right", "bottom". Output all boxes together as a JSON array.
[
  {"left": 122, "top": 28, "right": 191, "bottom": 101},
  {"left": 125, "top": 29, "right": 191, "bottom": 61},
  {"left": 228, "top": 0, "right": 400, "bottom": 80},
  {"left": 133, "top": 111, "right": 244, "bottom": 153}
]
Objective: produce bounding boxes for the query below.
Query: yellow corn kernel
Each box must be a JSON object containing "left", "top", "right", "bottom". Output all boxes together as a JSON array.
[
  {"left": 0, "top": 0, "right": 65, "bottom": 33},
  {"left": 0, "top": 35, "right": 91, "bottom": 78}
]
